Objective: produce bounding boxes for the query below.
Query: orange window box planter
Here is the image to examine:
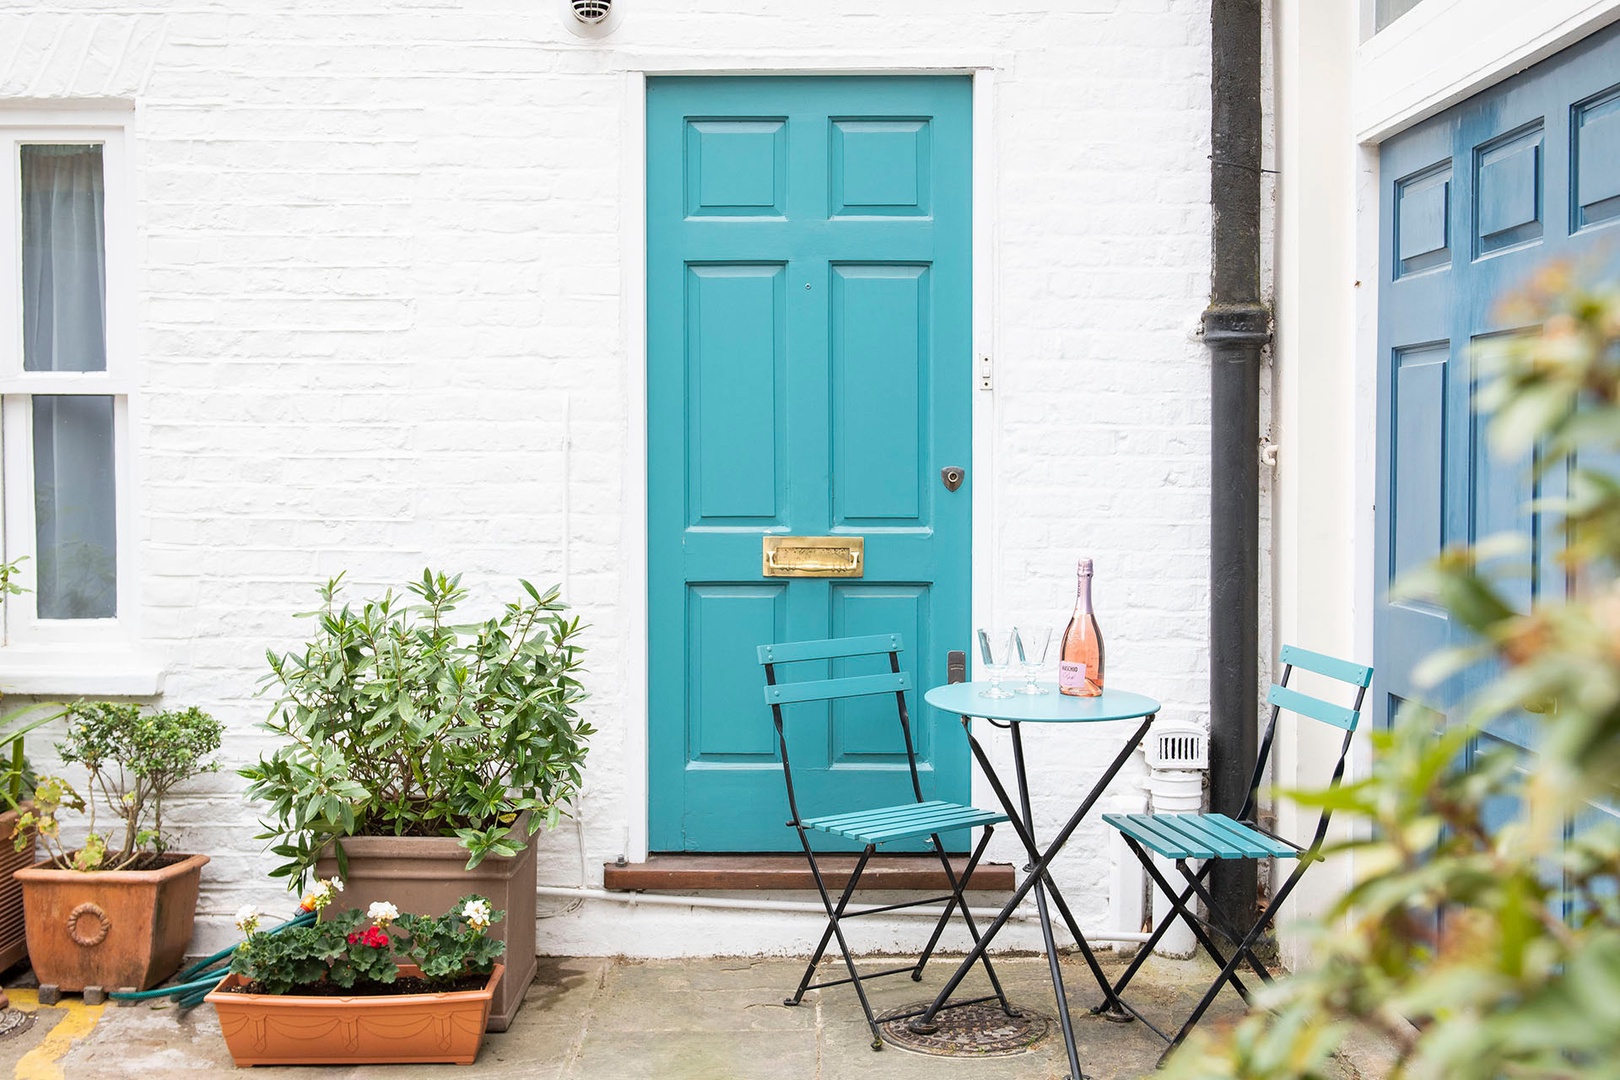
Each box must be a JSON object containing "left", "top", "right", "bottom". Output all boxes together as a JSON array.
[{"left": 205, "top": 962, "right": 504, "bottom": 1067}]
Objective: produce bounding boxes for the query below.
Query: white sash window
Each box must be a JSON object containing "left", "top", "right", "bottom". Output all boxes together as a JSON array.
[{"left": 0, "top": 119, "right": 153, "bottom": 691}]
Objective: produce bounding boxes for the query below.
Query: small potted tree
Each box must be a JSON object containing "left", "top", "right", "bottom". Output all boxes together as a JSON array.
[
  {"left": 13, "top": 701, "right": 223, "bottom": 991},
  {"left": 207, "top": 889, "right": 506, "bottom": 1066},
  {"left": 242, "top": 569, "right": 590, "bottom": 1031}
]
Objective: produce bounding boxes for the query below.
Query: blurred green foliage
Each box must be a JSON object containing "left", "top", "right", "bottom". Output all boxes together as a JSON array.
[{"left": 1166, "top": 267, "right": 1620, "bottom": 1079}]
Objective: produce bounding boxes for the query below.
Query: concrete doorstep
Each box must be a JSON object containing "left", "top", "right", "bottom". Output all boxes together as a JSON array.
[{"left": 0, "top": 952, "right": 1379, "bottom": 1079}]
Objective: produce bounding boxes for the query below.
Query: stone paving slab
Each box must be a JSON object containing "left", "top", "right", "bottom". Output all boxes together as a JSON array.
[{"left": 0, "top": 952, "right": 1374, "bottom": 1079}]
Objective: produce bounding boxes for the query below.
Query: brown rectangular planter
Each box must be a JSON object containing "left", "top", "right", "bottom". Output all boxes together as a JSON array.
[
  {"left": 207, "top": 962, "right": 503, "bottom": 1066},
  {"left": 14, "top": 852, "right": 208, "bottom": 991},
  {"left": 315, "top": 823, "right": 535, "bottom": 1033},
  {"left": 0, "top": 806, "right": 35, "bottom": 972}
]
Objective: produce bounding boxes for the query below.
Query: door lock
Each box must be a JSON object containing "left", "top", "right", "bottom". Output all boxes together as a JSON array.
[{"left": 941, "top": 466, "right": 965, "bottom": 492}]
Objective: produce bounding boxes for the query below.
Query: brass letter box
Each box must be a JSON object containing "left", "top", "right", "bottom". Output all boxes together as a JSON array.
[{"left": 761, "top": 536, "right": 864, "bottom": 578}]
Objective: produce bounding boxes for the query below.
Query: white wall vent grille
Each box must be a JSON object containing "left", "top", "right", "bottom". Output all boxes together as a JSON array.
[{"left": 1144, "top": 721, "right": 1208, "bottom": 771}]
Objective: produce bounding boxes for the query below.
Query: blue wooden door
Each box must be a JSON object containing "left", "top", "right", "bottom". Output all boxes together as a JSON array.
[
  {"left": 1376, "top": 25, "right": 1620, "bottom": 869},
  {"left": 646, "top": 77, "right": 974, "bottom": 852}
]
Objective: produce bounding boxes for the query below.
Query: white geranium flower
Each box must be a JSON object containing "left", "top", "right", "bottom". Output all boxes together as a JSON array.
[
  {"left": 234, "top": 904, "right": 261, "bottom": 935},
  {"left": 461, "top": 898, "right": 492, "bottom": 932},
  {"left": 298, "top": 876, "right": 344, "bottom": 913},
  {"left": 367, "top": 900, "right": 400, "bottom": 927}
]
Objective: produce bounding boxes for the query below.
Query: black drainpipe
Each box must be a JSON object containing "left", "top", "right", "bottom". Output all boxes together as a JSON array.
[{"left": 1205, "top": 0, "right": 1269, "bottom": 936}]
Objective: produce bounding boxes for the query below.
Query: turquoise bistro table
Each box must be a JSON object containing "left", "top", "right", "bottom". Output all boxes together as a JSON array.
[{"left": 914, "top": 683, "right": 1160, "bottom": 1080}]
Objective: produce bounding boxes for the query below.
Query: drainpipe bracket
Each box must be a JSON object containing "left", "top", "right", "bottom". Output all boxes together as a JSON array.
[{"left": 1200, "top": 304, "right": 1271, "bottom": 345}]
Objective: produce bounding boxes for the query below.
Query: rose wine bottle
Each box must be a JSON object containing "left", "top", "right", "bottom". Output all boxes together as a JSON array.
[{"left": 1058, "top": 558, "right": 1105, "bottom": 697}]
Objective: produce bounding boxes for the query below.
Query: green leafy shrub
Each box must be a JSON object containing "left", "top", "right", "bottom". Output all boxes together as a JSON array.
[
  {"left": 1165, "top": 269, "right": 1620, "bottom": 1079},
  {"left": 15, "top": 702, "right": 223, "bottom": 871},
  {"left": 242, "top": 570, "right": 591, "bottom": 888},
  {"left": 228, "top": 892, "right": 505, "bottom": 996}
]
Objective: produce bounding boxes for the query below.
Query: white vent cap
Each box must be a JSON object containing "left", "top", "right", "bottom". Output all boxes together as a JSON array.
[{"left": 1144, "top": 720, "right": 1208, "bottom": 771}]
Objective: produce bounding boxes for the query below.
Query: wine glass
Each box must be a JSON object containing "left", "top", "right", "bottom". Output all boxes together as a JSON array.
[
  {"left": 977, "top": 628, "right": 1016, "bottom": 699},
  {"left": 1014, "top": 626, "right": 1052, "bottom": 695}
]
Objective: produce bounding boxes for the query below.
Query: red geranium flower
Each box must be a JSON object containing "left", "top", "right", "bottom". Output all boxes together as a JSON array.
[{"left": 346, "top": 926, "right": 390, "bottom": 948}]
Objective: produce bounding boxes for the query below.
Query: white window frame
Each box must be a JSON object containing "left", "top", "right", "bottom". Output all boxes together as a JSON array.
[{"left": 0, "top": 113, "right": 158, "bottom": 694}]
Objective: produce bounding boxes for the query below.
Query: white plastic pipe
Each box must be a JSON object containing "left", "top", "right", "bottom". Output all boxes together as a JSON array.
[
  {"left": 534, "top": 885, "right": 1152, "bottom": 943},
  {"left": 1147, "top": 769, "right": 1204, "bottom": 957}
]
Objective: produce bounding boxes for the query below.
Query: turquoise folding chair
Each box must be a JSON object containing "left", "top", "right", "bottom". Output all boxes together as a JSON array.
[
  {"left": 1101, "top": 645, "right": 1372, "bottom": 1058},
  {"left": 760, "top": 633, "right": 1015, "bottom": 1050}
]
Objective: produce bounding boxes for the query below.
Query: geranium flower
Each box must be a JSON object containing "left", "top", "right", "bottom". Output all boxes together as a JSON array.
[
  {"left": 298, "top": 876, "right": 345, "bottom": 912},
  {"left": 346, "top": 927, "right": 389, "bottom": 948},
  {"left": 461, "top": 898, "right": 492, "bottom": 932},
  {"left": 234, "top": 904, "right": 261, "bottom": 935},
  {"left": 367, "top": 900, "right": 400, "bottom": 927}
]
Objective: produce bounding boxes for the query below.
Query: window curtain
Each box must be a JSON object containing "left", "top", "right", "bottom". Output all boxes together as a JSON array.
[
  {"left": 21, "top": 145, "right": 116, "bottom": 619},
  {"left": 21, "top": 145, "right": 106, "bottom": 373}
]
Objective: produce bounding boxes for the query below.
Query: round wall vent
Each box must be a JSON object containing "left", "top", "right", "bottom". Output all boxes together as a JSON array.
[{"left": 561, "top": 0, "right": 620, "bottom": 37}]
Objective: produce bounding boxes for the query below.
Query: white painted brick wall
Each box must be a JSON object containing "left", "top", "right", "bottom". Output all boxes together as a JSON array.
[{"left": 2, "top": 0, "right": 1217, "bottom": 958}]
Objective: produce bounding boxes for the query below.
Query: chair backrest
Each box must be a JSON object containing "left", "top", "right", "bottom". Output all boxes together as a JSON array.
[
  {"left": 1241, "top": 645, "right": 1372, "bottom": 849},
  {"left": 758, "top": 633, "right": 911, "bottom": 705},
  {"left": 758, "top": 633, "right": 921, "bottom": 824}
]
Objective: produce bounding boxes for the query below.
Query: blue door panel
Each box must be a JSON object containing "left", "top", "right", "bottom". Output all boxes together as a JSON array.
[
  {"left": 1574, "top": 87, "right": 1620, "bottom": 229},
  {"left": 689, "top": 585, "right": 783, "bottom": 760},
  {"left": 649, "top": 76, "right": 973, "bottom": 852},
  {"left": 689, "top": 265, "right": 786, "bottom": 523},
  {"left": 1377, "top": 22, "right": 1620, "bottom": 903},
  {"left": 830, "top": 585, "right": 929, "bottom": 762},
  {"left": 832, "top": 264, "right": 928, "bottom": 523},
  {"left": 685, "top": 120, "right": 787, "bottom": 217}
]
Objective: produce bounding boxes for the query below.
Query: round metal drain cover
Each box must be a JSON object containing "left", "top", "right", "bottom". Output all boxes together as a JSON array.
[
  {"left": 0, "top": 1009, "right": 36, "bottom": 1041},
  {"left": 877, "top": 1001, "right": 1051, "bottom": 1056}
]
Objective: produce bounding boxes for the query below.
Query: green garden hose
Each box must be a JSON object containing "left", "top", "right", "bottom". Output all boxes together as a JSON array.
[{"left": 106, "top": 909, "right": 317, "bottom": 1007}]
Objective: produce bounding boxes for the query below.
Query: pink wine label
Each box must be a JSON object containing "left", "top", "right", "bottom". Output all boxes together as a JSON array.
[{"left": 1058, "top": 661, "right": 1087, "bottom": 689}]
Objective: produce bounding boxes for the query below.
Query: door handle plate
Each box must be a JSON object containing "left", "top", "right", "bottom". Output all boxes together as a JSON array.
[{"left": 762, "top": 536, "right": 864, "bottom": 578}]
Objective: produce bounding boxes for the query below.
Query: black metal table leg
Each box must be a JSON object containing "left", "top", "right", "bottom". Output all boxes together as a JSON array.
[
  {"left": 909, "top": 708, "right": 1156, "bottom": 1080},
  {"left": 1009, "top": 724, "right": 1084, "bottom": 1080}
]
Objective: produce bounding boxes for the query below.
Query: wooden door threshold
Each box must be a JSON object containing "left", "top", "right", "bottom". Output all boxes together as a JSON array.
[{"left": 603, "top": 854, "right": 1015, "bottom": 893}]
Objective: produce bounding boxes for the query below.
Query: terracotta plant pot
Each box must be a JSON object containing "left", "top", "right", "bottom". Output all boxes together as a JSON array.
[
  {"left": 314, "top": 818, "right": 535, "bottom": 1032},
  {"left": 207, "top": 962, "right": 504, "bottom": 1066},
  {"left": 14, "top": 852, "right": 208, "bottom": 991},
  {"left": 0, "top": 805, "right": 35, "bottom": 972}
]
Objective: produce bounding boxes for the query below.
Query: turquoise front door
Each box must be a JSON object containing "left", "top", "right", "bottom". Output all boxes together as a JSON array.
[{"left": 647, "top": 76, "right": 974, "bottom": 852}]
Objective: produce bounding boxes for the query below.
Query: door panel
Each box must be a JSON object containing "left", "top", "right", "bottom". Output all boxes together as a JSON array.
[
  {"left": 648, "top": 76, "right": 973, "bottom": 852},
  {"left": 1376, "top": 22, "right": 1620, "bottom": 891}
]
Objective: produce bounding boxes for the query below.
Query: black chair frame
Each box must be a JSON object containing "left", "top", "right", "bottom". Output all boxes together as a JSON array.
[
  {"left": 1099, "top": 645, "right": 1371, "bottom": 1061},
  {"left": 760, "top": 633, "right": 1015, "bottom": 1050}
]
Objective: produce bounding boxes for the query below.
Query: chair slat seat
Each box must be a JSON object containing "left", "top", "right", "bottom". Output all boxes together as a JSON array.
[
  {"left": 804, "top": 799, "right": 1009, "bottom": 845},
  {"left": 1103, "top": 812, "right": 1300, "bottom": 860}
]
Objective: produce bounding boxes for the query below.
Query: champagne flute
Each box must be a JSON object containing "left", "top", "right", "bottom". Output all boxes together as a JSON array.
[
  {"left": 1014, "top": 626, "right": 1052, "bottom": 695},
  {"left": 977, "top": 628, "right": 1016, "bottom": 699}
]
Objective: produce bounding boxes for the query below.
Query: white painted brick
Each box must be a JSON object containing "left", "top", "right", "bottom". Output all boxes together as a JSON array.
[{"left": 2, "top": 0, "right": 1230, "bottom": 959}]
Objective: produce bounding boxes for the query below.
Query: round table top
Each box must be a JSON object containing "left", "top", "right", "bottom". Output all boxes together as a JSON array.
[{"left": 924, "top": 682, "right": 1160, "bottom": 724}]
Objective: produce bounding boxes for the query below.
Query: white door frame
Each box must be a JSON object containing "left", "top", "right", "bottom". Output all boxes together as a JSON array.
[{"left": 618, "top": 55, "right": 1008, "bottom": 860}]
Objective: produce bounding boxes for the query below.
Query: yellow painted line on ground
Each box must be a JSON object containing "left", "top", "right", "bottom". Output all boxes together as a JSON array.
[{"left": 6, "top": 989, "right": 106, "bottom": 1080}]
